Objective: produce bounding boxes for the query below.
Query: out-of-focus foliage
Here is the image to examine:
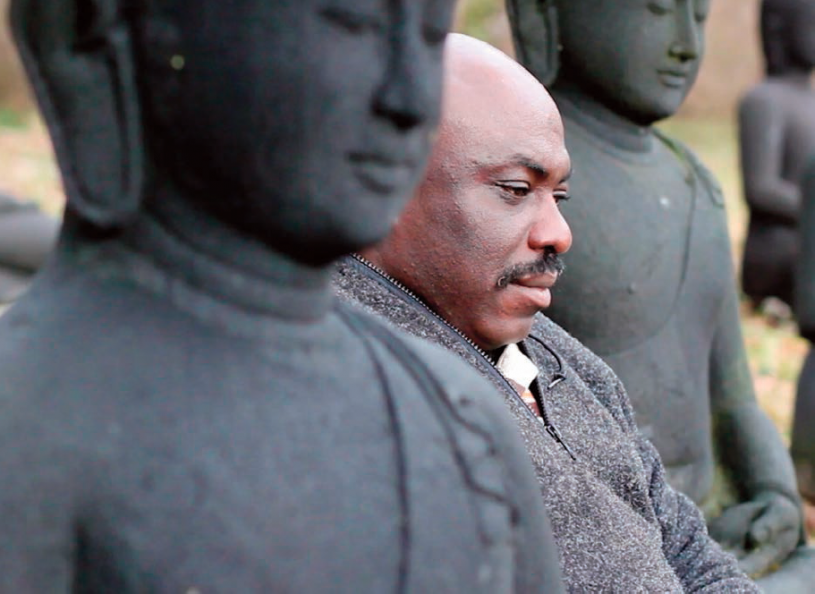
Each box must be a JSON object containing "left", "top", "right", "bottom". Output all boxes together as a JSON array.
[{"left": 455, "top": 0, "right": 511, "bottom": 51}]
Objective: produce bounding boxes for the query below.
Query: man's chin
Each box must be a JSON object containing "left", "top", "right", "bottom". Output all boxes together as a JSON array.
[
  {"left": 504, "top": 283, "right": 553, "bottom": 314},
  {"left": 477, "top": 319, "right": 537, "bottom": 352}
]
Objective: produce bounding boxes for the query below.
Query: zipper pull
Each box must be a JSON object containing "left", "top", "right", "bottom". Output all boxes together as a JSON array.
[
  {"left": 547, "top": 374, "right": 566, "bottom": 390},
  {"left": 543, "top": 422, "right": 577, "bottom": 461}
]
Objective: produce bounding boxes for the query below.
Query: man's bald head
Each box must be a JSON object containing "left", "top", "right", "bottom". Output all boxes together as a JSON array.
[
  {"left": 364, "top": 34, "right": 573, "bottom": 352},
  {"left": 443, "top": 33, "right": 561, "bottom": 126}
]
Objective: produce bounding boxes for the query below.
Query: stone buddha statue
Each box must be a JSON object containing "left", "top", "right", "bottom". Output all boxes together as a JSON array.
[
  {"left": 794, "top": 157, "right": 815, "bottom": 529},
  {"left": 508, "top": 0, "right": 814, "bottom": 586},
  {"left": 739, "top": 0, "right": 815, "bottom": 310},
  {"left": 0, "top": 0, "right": 563, "bottom": 591},
  {"left": 0, "top": 191, "right": 57, "bottom": 303}
]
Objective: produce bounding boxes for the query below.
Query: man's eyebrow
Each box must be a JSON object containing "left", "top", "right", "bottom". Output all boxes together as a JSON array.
[
  {"left": 482, "top": 155, "right": 571, "bottom": 181},
  {"left": 511, "top": 156, "right": 573, "bottom": 183},
  {"left": 509, "top": 155, "right": 548, "bottom": 177}
]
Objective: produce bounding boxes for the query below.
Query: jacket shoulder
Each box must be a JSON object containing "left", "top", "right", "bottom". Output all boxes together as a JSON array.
[{"left": 529, "top": 315, "right": 636, "bottom": 431}]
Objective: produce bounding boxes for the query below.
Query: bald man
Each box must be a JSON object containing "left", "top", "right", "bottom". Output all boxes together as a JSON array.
[{"left": 334, "top": 34, "right": 758, "bottom": 592}]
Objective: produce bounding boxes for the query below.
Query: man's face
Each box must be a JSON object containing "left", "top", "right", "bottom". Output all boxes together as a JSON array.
[
  {"left": 370, "top": 83, "right": 573, "bottom": 352},
  {"left": 142, "top": 0, "right": 455, "bottom": 264},
  {"left": 555, "top": 0, "right": 710, "bottom": 125}
]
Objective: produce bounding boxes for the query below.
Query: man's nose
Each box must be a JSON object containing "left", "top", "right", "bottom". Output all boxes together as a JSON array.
[
  {"left": 528, "top": 198, "right": 573, "bottom": 255},
  {"left": 373, "top": 32, "right": 434, "bottom": 131}
]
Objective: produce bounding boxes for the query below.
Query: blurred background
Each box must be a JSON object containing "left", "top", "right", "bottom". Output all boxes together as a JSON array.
[{"left": 0, "top": 0, "right": 804, "bottom": 439}]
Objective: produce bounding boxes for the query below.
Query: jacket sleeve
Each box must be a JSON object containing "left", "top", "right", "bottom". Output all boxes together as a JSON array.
[
  {"left": 635, "top": 427, "right": 761, "bottom": 592},
  {"left": 535, "top": 318, "right": 759, "bottom": 590},
  {"left": 608, "top": 374, "right": 761, "bottom": 592}
]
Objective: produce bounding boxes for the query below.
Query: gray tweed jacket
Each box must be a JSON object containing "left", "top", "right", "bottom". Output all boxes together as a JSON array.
[{"left": 334, "top": 255, "right": 758, "bottom": 593}]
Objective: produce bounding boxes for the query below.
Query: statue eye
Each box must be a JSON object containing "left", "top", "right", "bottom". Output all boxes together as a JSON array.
[
  {"left": 422, "top": 24, "right": 447, "bottom": 47},
  {"left": 647, "top": 0, "right": 673, "bottom": 16},
  {"left": 320, "top": 6, "right": 384, "bottom": 34},
  {"left": 693, "top": 0, "right": 710, "bottom": 22}
]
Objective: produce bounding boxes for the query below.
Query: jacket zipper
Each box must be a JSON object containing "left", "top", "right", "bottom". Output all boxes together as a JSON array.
[
  {"left": 350, "top": 254, "right": 577, "bottom": 461},
  {"left": 537, "top": 373, "right": 576, "bottom": 461}
]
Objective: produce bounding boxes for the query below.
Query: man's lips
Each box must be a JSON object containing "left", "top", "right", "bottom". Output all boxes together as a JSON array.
[
  {"left": 512, "top": 271, "right": 559, "bottom": 290},
  {"left": 507, "top": 272, "right": 559, "bottom": 310}
]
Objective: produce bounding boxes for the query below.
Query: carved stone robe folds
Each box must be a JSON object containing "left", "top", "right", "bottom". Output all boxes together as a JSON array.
[
  {"left": 546, "top": 101, "right": 798, "bottom": 513},
  {"left": 0, "top": 223, "right": 561, "bottom": 593},
  {"left": 335, "top": 256, "right": 758, "bottom": 593}
]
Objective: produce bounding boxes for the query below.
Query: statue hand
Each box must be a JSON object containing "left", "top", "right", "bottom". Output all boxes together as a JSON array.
[
  {"left": 709, "top": 494, "right": 800, "bottom": 577},
  {"left": 738, "top": 493, "right": 800, "bottom": 577}
]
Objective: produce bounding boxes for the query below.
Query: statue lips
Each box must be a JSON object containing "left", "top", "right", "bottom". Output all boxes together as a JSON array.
[
  {"left": 348, "top": 151, "right": 415, "bottom": 195},
  {"left": 508, "top": 271, "right": 559, "bottom": 311},
  {"left": 657, "top": 69, "right": 691, "bottom": 89}
]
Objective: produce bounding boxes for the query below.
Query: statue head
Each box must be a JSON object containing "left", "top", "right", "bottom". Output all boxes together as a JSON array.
[
  {"left": 508, "top": 0, "right": 710, "bottom": 126},
  {"left": 761, "top": 0, "right": 815, "bottom": 76},
  {"left": 11, "top": 0, "right": 456, "bottom": 265}
]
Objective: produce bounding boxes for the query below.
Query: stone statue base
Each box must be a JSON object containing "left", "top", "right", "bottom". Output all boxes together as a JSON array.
[{"left": 758, "top": 546, "right": 815, "bottom": 593}]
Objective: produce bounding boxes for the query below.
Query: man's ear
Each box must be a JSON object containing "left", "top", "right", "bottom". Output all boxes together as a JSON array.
[
  {"left": 11, "top": 0, "right": 143, "bottom": 228},
  {"left": 505, "top": 0, "right": 560, "bottom": 87}
]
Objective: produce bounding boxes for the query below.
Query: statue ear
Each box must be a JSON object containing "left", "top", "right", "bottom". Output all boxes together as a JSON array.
[
  {"left": 11, "top": 0, "right": 143, "bottom": 228},
  {"left": 506, "top": 0, "right": 560, "bottom": 86}
]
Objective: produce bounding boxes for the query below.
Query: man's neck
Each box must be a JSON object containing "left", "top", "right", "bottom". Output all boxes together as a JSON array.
[
  {"left": 551, "top": 81, "right": 656, "bottom": 154},
  {"left": 62, "top": 184, "right": 334, "bottom": 335},
  {"left": 354, "top": 251, "right": 506, "bottom": 360}
]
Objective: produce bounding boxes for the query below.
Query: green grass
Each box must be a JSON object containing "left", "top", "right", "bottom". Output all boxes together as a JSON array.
[
  {"left": 0, "top": 108, "right": 27, "bottom": 130},
  {"left": 456, "top": 0, "right": 506, "bottom": 42}
]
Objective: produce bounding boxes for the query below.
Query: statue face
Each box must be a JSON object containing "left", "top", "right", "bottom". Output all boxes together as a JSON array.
[
  {"left": 763, "top": 0, "right": 815, "bottom": 74},
  {"left": 140, "top": 0, "right": 455, "bottom": 264},
  {"left": 789, "top": 0, "right": 815, "bottom": 69},
  {"left": 555, "top": 0, "right": 710, "bottom": 125}
]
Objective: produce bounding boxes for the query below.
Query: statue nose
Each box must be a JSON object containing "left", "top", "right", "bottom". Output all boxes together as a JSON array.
[
  {"left": 373, "top": 38, "right": 433, "bottom": 131},
  {"left": 374, "top": 78, "right": 425, "bottom": 130},
  {"left": 669, "top": 41, "right": 698, "bottom": 63},
  {"left": 670, "top": 4, "right": 701, "bottom": 63}
]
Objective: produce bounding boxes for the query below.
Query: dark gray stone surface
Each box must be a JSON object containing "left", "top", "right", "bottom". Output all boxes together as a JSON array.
[
  {"left": 0, "top": 0, "right": 562, "bottom": 591},
  {"left": 794, "top": 156, "right": 815, "bottom": 502},
  {"left": 0, "top": 192, "right": 57, "bottom": 302}
]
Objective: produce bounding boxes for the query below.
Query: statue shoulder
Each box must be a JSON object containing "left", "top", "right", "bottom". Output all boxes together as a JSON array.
[
  {"left": 738, "top": 82, "right": 787, "bottom": 120},
  {"left": 653, "top": 129, "right": 725, "bottom": 206},
  {"left": 336, "top": 302, "right": 493, "bottom": 395},
  {"left": 0, "top": 192, "right": 38, "bottom": 214}
]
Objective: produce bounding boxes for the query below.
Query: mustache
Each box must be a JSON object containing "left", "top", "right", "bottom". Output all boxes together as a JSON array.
[{"left": 496, "top": 249, "right": 565, "bottom": 289}]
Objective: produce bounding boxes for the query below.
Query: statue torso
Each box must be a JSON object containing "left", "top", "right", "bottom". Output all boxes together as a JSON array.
[
  {"left": 548, "top": 109, "right": 734, "bottom": 502},
  {"left": 0, "top": 251, "right": 522, "bottom": 593},
  {"left": 760, "top": 80, "right": 815, "bottom": 185}
]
